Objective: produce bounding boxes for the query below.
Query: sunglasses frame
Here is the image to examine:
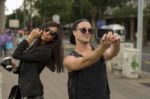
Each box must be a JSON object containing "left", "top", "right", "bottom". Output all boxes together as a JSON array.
[
  {"left": 76, "top": 28, "right": 94, "bottom": 34},
  {"left": 44, "top": 29, "right": 58, "bottom": 37}
]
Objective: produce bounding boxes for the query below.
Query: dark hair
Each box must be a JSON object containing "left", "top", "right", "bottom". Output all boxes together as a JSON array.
[
  {"left": 70, "top": 19, "right": 90, "bottom": 45},
  {"left": 31, "top": 21, "right": 64, "bottom": 72}
]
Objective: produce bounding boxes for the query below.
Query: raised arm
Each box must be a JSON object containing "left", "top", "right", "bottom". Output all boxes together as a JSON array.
[
  {"left": 63, "top": 32, "right": 113, "bottom": 71},
  {"left": 103, "top": 33, "right": 120, "bottom": 60},
  {"left": 12, "top": 28, "right": 51, "bottom": 62}
]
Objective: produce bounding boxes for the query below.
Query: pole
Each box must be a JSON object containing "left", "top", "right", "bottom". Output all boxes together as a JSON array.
[
  {"left": 137, "top": 0, "right": 144, "bottom": 73},
  {"left": 0, "top": 0, "right": 6, "bottom": 30},
  {"left": 30, "top": 0, "right": 33, "bottom": 29},
  {"left": 23, "top": 0, "right": 26, "bottom": 29}
]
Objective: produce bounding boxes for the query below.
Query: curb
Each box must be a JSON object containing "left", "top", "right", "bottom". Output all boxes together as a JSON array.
[{"left": 0, "top": 72, "right": 2, "bottom": 99}]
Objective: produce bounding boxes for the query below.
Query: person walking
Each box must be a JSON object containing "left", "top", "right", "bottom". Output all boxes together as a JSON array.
[
  {"left": 0, "top": 30, "right": 8, "bottom": 57},
  {"left": 12, "top": 21, "right": 64, "bottom": 99},
  {"left": 63, "top": 19, "right": 120, "bottom": 99}
]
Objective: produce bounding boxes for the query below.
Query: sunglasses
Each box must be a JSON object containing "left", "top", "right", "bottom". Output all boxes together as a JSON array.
[
  {"left": 44, "top": 29, "right": 57, "bottom": 37},
  {"left": 76, "top": 28, "right": 94, "bottom": 34}
]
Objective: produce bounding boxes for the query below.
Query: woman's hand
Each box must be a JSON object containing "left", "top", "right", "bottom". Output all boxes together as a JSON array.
[
  {"left": 26, "top": 28, "right": 42, "bottom": 44},
  {"left": 12, "top": 62, "right": 18, "bottom": 72}
]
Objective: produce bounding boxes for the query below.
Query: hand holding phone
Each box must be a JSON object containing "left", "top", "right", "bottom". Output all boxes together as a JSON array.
[{"left": 97, "top": 29, "right": 113, "bottom": 38}]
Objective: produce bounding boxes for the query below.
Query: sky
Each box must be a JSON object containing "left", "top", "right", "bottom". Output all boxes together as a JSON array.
[{"left": 5, "top": 0, "right": 24, "bottom": 15}]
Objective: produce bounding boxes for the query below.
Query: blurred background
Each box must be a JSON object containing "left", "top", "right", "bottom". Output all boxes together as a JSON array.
[
  {"left": 0, "top": 0, "right": 150, "bottom": 46},
  {"left": 0, "top": 0, "right": 150, "bottom": 99}
]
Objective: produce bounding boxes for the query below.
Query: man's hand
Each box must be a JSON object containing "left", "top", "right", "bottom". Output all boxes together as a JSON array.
[
  {"left": 111, "top": 33, "right": 120, "bottom": 46},
  {"left": 100, "top": 32, "right": 113, "bottom": 50}
]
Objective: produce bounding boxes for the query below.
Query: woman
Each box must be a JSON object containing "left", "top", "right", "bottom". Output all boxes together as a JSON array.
[{"left": 12, "top": 21, "right": 64, "bottom": 99}]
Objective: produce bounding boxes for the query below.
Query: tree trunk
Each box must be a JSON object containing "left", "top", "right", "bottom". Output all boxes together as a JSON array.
[
  {"left": 143, "top": 16, "right": 148, "bottom": 46},
  {"left": 90, "top": 8, "right": 97, "bottom": 43},
  {"left": 0, "top": 0, "right": 6, "bottom": 30}
]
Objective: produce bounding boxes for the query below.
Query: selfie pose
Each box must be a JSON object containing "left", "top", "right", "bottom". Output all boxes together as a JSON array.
[
  {"left": 63, "top": 19, "right": 120, "bottom": 99},
  {"left": 12, "top": 22, "right": 64, "bottom": 99}
]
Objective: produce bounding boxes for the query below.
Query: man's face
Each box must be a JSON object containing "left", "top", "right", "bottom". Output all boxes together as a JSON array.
[{"left": 73, "top": 21, "right": 93, "bottom": 44}]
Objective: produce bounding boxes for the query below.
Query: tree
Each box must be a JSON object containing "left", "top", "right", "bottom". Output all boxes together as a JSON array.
[
  {"left": 72, "top": 0, "right": 92, "bottom": 21},
  {"left": 0, "top": 0, "right": 6, "bottom": 30},
  {"left": 34, "top": 0, "right": 72, "bottom": 24},
  {"left": 112, "top": 5, "right": 137, "bottom": 18},
  {"left": 87, "top": 0, "right": 126, "bottom": 28},
  {"left": 143, "top": 5, "right": 150, "bottom": 46}
]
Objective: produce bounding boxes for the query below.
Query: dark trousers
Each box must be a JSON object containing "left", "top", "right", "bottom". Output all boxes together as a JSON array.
[{"left": 0, "top": 44, "right": 7, "bottom": 57}]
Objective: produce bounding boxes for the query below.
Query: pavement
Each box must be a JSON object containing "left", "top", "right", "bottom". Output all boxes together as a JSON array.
[{"left": 0, "top": 40, "right": 150, "bottom": 99}]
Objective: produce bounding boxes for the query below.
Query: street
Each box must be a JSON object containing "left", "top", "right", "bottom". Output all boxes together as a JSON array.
[
  {"left": 0, "top": 40, "right": 150, "bottom": 99},
  {"left": 142, "top": 53, "right": 150, "bottom": 73}
]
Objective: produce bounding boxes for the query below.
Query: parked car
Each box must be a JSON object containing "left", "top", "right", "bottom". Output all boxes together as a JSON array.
[{"left": 96, "top": 24, "right": 126, "bottom": 42}]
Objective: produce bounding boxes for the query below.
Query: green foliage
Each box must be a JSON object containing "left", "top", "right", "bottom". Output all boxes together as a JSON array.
[
  {"left": 131, "top": 58, "right": 139, "bottom": 70},
  {"left": 72, "top": 0, "right": 92, "bottom": 21},
  {"left": 34, "top": 0, "right": 72, "bottom": 24},
  {"left": 6, "top": 9, "right": 24, "bottom": 28},
  {"left": 112, "top": 5, "right": 137, "bottom": 18},
  {"left": 6, "top": 0, "right": 139, "bottom": 28},
  {"left": 88, "top": 0, "right": 125, "bottom": 18},
  {"left": 144, "top": 4, "right": 150, "bottom": 17}
]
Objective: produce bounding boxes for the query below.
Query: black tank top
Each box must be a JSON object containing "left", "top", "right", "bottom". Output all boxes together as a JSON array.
[{"left": 68, "top": 51, "right": 110, "bottom": 99}]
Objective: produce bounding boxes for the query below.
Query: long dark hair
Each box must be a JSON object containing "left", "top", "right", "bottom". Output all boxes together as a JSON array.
[{"left": 30, "top": 22, "right": 64, "bottom": 72}]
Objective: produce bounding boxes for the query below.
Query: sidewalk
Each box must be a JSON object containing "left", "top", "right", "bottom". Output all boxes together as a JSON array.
[
  {"left": 0, "top": 40, "right": 150, "bottom": 99},
  {"left": 108, "top": 71, "right": 150, "bottom": 99},
  {"left": 1, "top": 66, "right": 150, "bottom": 99}
]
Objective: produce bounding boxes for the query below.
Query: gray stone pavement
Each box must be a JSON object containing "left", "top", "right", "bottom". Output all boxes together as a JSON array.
[
  {"left": 1, "top": 67, "right": 150, "bottom": 99},
  {"left": 0, "top": 40, "right": 150, "bottom": 99}
]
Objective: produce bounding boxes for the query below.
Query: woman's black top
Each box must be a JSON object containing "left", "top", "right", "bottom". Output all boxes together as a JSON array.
[
  {"left": 12, "top": 40, "right": 51, "bottom": 97},
  {"left": 68, "top": 51, "right": 110, "bottom": 99}
]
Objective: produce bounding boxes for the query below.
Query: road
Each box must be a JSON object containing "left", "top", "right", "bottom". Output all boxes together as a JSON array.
[{"left": 142, "top": 53, "right": 150, "bottom": 73}]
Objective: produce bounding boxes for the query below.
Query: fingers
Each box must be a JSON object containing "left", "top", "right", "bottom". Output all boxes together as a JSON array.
[
  {"left": 101, "top": 33, "right": 107, "bottom": 41},
  {"left": 11, "top": 62, "right": 16, "bottom": 68},
  {"left": 30, "top": 28, "right": 42, "bottom": 39},
  {"left": 101, "top": 32, "right": 120, "bottom": 47},
  {"left": 33, "top": 28, "right": 42, "bottom": 35},
  {"left": 101, "top": 31, "right": 113, "bottom": 42},
  {"left": 112, "top": 33, "right": 120, "bottom": 41}
]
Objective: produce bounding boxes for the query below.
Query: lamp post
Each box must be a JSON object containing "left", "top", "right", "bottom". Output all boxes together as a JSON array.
[{"left": 137, "top": 0, "right": 144, "bottom": 72}]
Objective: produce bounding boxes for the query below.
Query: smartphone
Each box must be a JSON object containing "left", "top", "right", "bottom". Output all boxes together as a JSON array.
[{"left": 97, "top": 29, "right": 113, "bottom": 38}]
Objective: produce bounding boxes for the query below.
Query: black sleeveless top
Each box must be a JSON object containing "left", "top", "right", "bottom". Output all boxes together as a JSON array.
[{"left": 68, "top": 51, "right": 110, "bottom": 99}]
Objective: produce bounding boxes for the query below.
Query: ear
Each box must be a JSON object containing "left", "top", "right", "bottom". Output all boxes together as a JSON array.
[{"left": 73, "top": 30, "right": 76, "bottom": 36}]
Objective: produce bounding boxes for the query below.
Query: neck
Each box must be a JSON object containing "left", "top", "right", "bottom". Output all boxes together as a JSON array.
[{"left": 75, "top": 42, "right": 92, "bottom": 53}]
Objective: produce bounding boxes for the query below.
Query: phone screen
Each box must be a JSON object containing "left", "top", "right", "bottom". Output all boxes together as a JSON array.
[{"left": 97, "top": 29, "right": 113, "bottom": 38}]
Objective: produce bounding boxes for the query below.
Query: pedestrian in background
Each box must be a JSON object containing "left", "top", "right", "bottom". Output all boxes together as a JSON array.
[
  {"left": 16, "top": 31, "right": 24, "bottom": 45},
  {"left": 6, "top": 30, "right": 14, "bottom": 55},
  {"left": 63, "top": 19, "right": 120, "bottom": 99},
  {"left": 0, "top": 29, "right": 8, "bottom": 57},
  {"left": 12, "top": 21, "right": 64, "bottom": 99}
]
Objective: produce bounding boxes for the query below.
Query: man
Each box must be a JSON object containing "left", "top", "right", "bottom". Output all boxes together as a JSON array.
[{"left": 63, "top": 19, "right": 120, "bottom": 99}]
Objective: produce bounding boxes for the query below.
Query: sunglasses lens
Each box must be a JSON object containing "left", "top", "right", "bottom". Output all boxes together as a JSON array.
[
  {"left": 49, "top": 32, "right": 57, "bottom": 36},
  {"left": 79, "top": 28, "right": 93, "bottom": 34},
  {"left": 44, "top": 29, "right": 50, "bottom": 32},
  {"left": 88, "top": 29, "right": 94, "bottom": 34},
  {"left": 80, "top": 28, "right": 87, "bottom": 34}
]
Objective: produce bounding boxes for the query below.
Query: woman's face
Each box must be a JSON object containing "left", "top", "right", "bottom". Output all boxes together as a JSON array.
[{"left": 41, "top": 26, "right": 58, "bottom": 42}]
